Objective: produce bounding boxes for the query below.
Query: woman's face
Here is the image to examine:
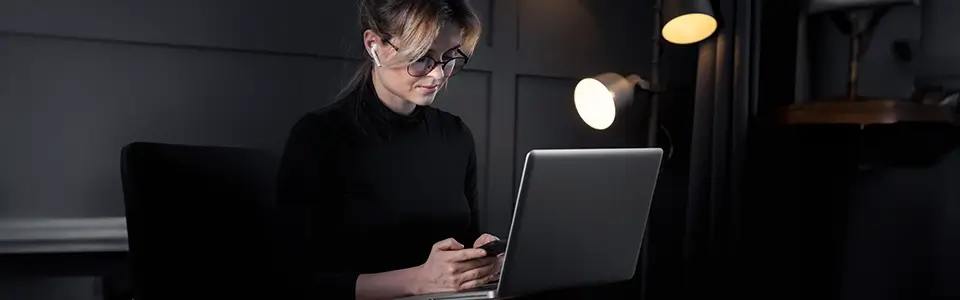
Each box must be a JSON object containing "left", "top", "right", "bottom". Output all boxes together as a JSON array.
[{"left": 368, "top": 21, "right": 465, "bottom": 107}]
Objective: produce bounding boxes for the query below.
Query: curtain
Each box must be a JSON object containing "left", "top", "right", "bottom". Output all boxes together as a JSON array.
[{"left": 683, "top": 0, "right": 760, "bottom": 297}]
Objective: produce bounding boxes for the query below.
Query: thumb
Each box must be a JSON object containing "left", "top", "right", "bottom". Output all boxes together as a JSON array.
[
  {"left": 433, "top": 238, "right": 464, "bottom": 251},
  {"left": 474, "top": 233, "right": 499, "bottom": 247}
]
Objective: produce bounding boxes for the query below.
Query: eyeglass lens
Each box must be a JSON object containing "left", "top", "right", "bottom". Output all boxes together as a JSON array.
[{"left": 409, "top": 56, "right": 466, "bottom": 77}]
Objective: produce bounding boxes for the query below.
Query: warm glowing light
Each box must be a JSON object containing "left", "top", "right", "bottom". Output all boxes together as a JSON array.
[
  {"left": 574, "top": 78, "right": 617, "bottom": 130},
  {"left": 662, "top": 13, "right": 717, "bottom": 44}
]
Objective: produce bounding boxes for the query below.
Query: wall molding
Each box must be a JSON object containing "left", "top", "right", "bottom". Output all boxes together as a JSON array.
[{"left": 0, "top": 217, "right": 127, "bottom": 254}]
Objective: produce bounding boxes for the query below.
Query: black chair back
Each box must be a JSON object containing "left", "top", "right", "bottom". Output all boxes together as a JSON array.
[{"left": 121, "top": 142, "right": 277, "bottom": 299}]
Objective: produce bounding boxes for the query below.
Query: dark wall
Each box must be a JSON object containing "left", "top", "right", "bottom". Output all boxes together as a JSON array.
[
  {"left": 0, "top": 0, "right": 696, "bottom": 298},
  {"left": 791, "top": 1, "right": 960, "bottom": 298},
  {"left": 806, "top": 2, "right": 920, "bottom": 100},
  {"left": 0, "top": 0, "right": 660, "bottom": 232}
]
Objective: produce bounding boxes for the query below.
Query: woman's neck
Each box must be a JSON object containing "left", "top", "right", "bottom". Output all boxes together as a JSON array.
[{"left": 371, "top": 71, "right": 416, "bottom": 115}]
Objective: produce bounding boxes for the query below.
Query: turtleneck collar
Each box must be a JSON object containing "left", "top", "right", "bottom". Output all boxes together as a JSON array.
[{"left": 360, "top": 77, "right": 425, "bottom": 126}]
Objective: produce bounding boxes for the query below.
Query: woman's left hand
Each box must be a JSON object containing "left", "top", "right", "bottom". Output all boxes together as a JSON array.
[{"left": 473, "top": 233, "right": 505, "bottom": 281}]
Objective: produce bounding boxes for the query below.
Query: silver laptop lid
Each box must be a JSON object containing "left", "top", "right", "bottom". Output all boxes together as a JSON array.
[{"left": 496, "top": 148, "right": 662, "bottom": 297}]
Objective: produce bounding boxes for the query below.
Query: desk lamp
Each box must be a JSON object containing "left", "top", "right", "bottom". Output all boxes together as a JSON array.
[
  {"left": 574, "top": 0, "right": 715, "bottom": 147},
  {"left": 575, "top": 73, "right": 662, "bottom": 131}
]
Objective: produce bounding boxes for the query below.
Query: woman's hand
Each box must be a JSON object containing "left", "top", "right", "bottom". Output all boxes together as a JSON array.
[
  {"left": 472, "top": 233, "right": 499, "bottom": 248},
  {"left": 411, "top": 238, "right": 500, "bottom": 294},
  {"left": 473, "top": 233, "right": 505, "bottom": 281}
]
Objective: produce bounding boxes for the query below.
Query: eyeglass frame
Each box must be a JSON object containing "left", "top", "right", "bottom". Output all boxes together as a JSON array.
[{"left": 378, "top": 38, "right": 470, "bottom": 78}]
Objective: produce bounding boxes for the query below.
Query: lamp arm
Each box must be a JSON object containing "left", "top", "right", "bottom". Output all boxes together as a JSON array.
[{"left": 627, "top": 74, "right": 664, "bottom": 93}]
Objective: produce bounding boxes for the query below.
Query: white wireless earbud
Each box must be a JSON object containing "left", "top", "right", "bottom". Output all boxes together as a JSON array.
[{"left": 369, "top": 44, "right": 382, "bottom": 67}]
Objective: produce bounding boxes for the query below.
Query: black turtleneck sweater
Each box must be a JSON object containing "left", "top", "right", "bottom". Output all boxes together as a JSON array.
[{"left": 276, "top": 78, "right": 480, "bottom": 299}]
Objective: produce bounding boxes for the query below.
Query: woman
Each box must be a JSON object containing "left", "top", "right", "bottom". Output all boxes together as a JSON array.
[{"left": 276, "top": 0, "right": 501, "bottom": 299}]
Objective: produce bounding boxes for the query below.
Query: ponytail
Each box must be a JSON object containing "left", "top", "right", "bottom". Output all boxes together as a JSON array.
[
  {"left": 338, "top": 60, "right": 375, "bottom": 136},
  {"left": 337, "top": 60, "right": 373, "bottom": 100}
]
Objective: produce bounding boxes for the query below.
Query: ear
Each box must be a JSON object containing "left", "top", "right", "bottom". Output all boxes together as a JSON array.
[{"left": 362, "top": 29, "right": 382, "bottom": 50}]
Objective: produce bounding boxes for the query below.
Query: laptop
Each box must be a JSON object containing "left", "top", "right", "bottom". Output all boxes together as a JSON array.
[{"left": 397, "top": 148, "right": 662, "bottom": 300}]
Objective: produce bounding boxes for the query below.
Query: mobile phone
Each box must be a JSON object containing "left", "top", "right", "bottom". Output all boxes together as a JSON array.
[{"left": 477, "top": 240, "right": 506, "bottom": 257}]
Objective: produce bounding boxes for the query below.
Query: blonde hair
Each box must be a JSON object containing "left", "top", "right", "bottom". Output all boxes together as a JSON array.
[{"left": 338, "top": 0, "right": 483, "bottom": 98}]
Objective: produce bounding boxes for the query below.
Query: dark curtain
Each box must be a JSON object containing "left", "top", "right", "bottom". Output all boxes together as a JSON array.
[
  {"left": 683, "top": 0, "right": 760, "bottom": 297},
  {"left": 786, "top": 2, "right": 960, "bottom": 299}
]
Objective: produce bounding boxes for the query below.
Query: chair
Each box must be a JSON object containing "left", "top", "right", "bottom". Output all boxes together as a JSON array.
[{"left": 120, "top": 142, "right": 278, "bottom": 299}]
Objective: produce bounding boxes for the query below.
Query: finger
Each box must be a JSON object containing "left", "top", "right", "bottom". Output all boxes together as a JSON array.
[
  {"left": 434, "top": 238, "right": 465, "bottom": 251},
  {"left": 473, "top": 233, "right": 499, "bottom": 248},
  {"left": 448, "top": 248, "right": 487, "bottom": 262},
  {"left": 456, "top": 264, "right": 488, "bottom": 284},
  {"left": 478, "top": 233, "right": 496, "bottom": 243},
  {"left": 459, "top": 273, "right": 498, "bottom": 290},
  {"left": 481, "top": 261, "right": 499, "bottom": 276},
  {"left": 452, "top": 257, "right": 497, "bottom": 273},
  {"left": 462, "top": 260, "right": 499, "bottom": 279}
]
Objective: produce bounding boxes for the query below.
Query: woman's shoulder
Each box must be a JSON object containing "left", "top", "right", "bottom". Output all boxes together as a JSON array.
[
  {"left": 288, "top": 98, "right": 355, "bottom": 137},
  {"left": 312, "top": 96, "right": 356, "bottom": 119}
]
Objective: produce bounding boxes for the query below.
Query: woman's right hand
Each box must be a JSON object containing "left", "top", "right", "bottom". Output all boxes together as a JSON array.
[{"left": 410, "top": 238, "right": 500, "bottom": 294}]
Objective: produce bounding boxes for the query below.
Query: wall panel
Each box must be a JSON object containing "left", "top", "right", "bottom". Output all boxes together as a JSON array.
[{"left": 0, "top": 1, "right": 658, "bottom": 297}]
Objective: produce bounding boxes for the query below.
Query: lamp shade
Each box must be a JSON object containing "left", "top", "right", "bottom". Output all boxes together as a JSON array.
[
  {"left": 662, "top": 0, "right": 717, "bottom": 44},
  {"left": 574, "top": 73, "right": 643, "bottom": 130}
]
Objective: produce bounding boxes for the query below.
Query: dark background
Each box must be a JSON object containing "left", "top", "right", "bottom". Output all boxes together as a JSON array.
[
  {"left": 3, "top": 0, "right": 960, "bottom": 299},
  {"left": 0, "top": 0, "right": 698, "bottom": 298},
  {"left": 748, "top": 0, "right": 960, "bottom": 299}
]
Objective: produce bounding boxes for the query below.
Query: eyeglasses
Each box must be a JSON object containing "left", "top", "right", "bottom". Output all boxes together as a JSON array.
[{"left": 382, "top": 40, "right": 469, "bottom": 78}]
